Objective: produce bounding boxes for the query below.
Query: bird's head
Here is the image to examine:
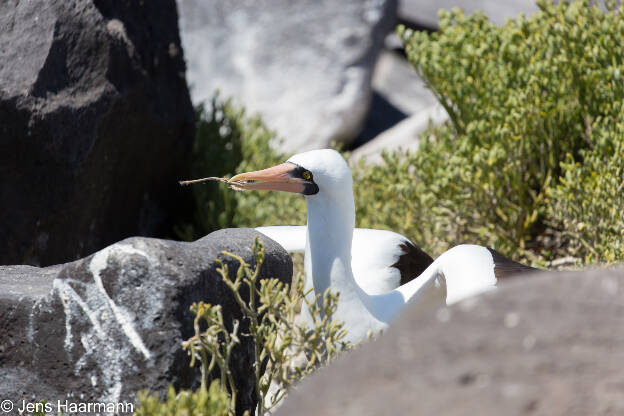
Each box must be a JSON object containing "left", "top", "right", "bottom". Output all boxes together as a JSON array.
[{"left": 229, "top": 149, "right": 352, "bottom": 198}]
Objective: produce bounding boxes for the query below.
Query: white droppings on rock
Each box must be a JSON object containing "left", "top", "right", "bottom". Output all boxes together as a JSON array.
[
  {"left": 75, "top": 330, "right": 124, "bottom": 404},
  {"left": 53, "top": 278, "right": 105, "bottom": 340},
  {"left": 57, "top": 288, "right": 74, "bottom": 352},
  {"left": 26, "top": 311, "right": 35, "bottom": 343},
  {"left": 89, "top": 244, "right": 153, "bottom": 360},
  {"left": 50, "top": 241, "right": 164, "bottom": 405}
]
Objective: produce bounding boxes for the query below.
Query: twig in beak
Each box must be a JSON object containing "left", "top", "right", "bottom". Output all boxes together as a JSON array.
[
  {"left": 179, "top": 176, "right": 230, "bottom": 186},
  {"left": 179, "top": 176, "right": 247, "bottom": 191}
]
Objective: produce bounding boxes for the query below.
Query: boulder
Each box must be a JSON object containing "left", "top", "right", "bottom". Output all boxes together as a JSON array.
[
  {"left": 351, "top": 104, "right": 447, "bottom": 163},
  {"left": 0, "top": 229, "right": 292, "bottom": 415},
  {"left": 372, "top": 50, "right": 438, "bottom": 116},
  {"left": 0, "top": 0, "right": 195, "bottom": 266},
  {"left": 352, "top": 50, "right": 447, "bottom": 162},
  {"left": 399, "top": 0, "right": 539, "bottom": 29},
  {"left": 177, "top": 0, "right": 397, "bottom": 151},
  {"left": 277, "top": 267, "right": 624, "bottom": 415}
]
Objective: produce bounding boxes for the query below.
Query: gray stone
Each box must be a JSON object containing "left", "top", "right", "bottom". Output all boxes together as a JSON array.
[
  {"left": 352, "top": 50, "right": 447, "bottom": 162},
  {"left": 399, "top": 0, "right": 539, "bottom": 29},
  {"left": 372, "top": 50, "right": 438, "bottom": 115},
  {"left": 277, "top": 267, "right": 624, "bottom": 416},
  {"left": 0, "top": 229, "right": 292, "bottom": 415},
  {"left": 0, "top": 0, "right": 195, "bottom": 266},
  {"left": 177, "top": 0, "right": 397, "bottom": 151},
  {"left": 351, "top": 104, "right": 447, "bottom": 163}
]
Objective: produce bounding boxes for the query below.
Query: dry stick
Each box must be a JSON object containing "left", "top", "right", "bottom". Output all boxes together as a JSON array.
[
  {"left": 179, "top": 176, "right": 232, "bottom": 186},
  {"left": 179, "top": 175, "right": 249, "bottom": 191}
]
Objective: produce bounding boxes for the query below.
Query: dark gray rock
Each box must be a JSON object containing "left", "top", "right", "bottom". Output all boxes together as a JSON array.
[
  {"left": 277, "top": 267, "right": 624, "bottom": 416},
  {"left": 0, "top": 229, "right": 292, "bottom": 415},
  {"left": 0, "top": 0, "right": 195, "bottom": 266},
  {"left": 177, "top": 0, "right": 397, "bottom": 151}
]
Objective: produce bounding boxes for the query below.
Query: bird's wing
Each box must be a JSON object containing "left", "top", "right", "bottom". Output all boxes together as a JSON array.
[
  {"left": 377, "top": 263, "right": 446, "bottom": 323},
  {"left": 485, "top": 247, "right": 539, "bottom": 279},
  {"left": 255, "top": 225, "right": 307, "bottom": 253},
  {"left": 366, "top": 245, "right": 538, "bottom": 332},
  {"left": 433, "top": 244, "right": 538, "bottom": 304},
  {"left": 255, "top": 226, "right": 434, "bottom": 294},
  {"left": 350, "top": 229, "right": 433, "bottom": 294}
]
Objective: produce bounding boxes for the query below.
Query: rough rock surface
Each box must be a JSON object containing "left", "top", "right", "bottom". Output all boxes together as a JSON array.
[
  {"left": 177, "top": 0, "right": 397, "bottom": 151},
  {"left": 277, "top": 267, "right": 624, "bottom": 416},
  {"left": 0, "top": 0, "right": 195, "bottom": 266},
  {"left": 0, "top": 229, "right": 292, "bottom": 415},
  {"left": 400, "top": 0, "right": 539, "bottom": 29},
  {"left": 351, "top": 104, "right": 447, "bottom": 163},
  {"left": 372, "top": 50, "right": 438, "bottom": 116},
  {"left": 351, "top": 105, "right": 448, "bottom": 163},
  {"left": 352, "top": 50, "right": 447, "bottom": 161}
]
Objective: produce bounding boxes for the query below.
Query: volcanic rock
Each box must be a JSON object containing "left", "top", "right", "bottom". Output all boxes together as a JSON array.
[
  {"left": 277, "top": 267, "right": 624, "bottom": 416},
  {"left": 0, "top": 229, "right": 292, "bottom": 415},
  {"left": 0, "top": 0, "right": 195, "bottom": 266},
  {"left": 177, "top": 0, "right": 397, "bottom": 151}
]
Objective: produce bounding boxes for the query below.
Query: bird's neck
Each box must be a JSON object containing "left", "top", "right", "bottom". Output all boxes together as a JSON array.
[
  {"left": 304, "top": 188, "right": 404, "bottom": 341},
  {"left": 305, "top": 190, "right": 357, "bottom": 298}
]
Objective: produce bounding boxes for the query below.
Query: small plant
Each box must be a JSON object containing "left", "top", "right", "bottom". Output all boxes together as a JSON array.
[
  {"left": 135, "top": 239, "right": 351, "bottom": 415},
  {"left": 135, "top": 382, "right": 230, "bottom": 416},
  {"left": 546, "top": 119, "right": 624, "bottom": 264},
  {"left": 179, "top": 2, "right": 624, "bottom": 268},
  {"left": 387, "top": 0, "right": 624, "bottom": 264},
  {"left": 176, "top": 96, "right": 305, "bottom": 241}
]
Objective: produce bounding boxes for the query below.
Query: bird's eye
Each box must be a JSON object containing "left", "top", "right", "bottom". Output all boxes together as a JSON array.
[{"left": 302, "top": 171, "right": 311, "bottom": 180}]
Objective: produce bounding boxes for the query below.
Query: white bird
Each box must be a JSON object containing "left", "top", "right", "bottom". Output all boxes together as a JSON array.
[
  {"left": 255, "top": 225, "right": 433, "bottom": 295},
  {"left": 227, "top": 149, "right": 536, "bottom": 342}
]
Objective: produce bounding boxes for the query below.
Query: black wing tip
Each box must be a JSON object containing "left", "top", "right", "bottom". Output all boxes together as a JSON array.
[
  {"left": 486, "top": 247, "right": 539, "bottom": 279},
  {"left": 392, "top": 240, "right": 435, "bottom": 286}
]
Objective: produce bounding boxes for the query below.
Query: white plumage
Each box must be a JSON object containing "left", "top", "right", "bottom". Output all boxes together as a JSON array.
[
  {"left": 227, "top": 149, "right": 535, "bottom": 343},
  {"left": 256, "top": 225, "right": 426, "bottom": 295}
]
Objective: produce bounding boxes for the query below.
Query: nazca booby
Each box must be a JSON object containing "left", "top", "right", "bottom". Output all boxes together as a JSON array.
[
  {"left": 221, "top": 149, "right": 535, "bottom": 342},
  {"left": 255, "top": 225, "right": 433, "bottom": 295}
]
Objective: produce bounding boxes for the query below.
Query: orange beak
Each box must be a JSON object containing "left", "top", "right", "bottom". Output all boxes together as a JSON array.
[{"left": 229, "top": 162, "right": 318, "bottom": 195}]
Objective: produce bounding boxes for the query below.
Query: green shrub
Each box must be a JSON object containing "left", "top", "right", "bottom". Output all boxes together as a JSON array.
[
  {"left": 150, "top": 3, "right": 624, "bottom": 412},
  {"left": 135, "top": 381, "right": 230, "bottom": 416},
  {"left": 391, "top": 0, "right": 624, "bottom": 262},
  {"left": 180, "top": 1, "right": 623, "bottom": 267},
  {"left": 176, "top": 96, "right": 304, "bottom": 241},
  {"left": 547, "top": 119, "right": 624, "bottom": 264},
  {"left": 135, "top": 239, "right": 350, "bottom": 415}
]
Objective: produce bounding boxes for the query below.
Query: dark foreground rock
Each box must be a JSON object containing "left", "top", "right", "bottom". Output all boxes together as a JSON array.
[
  {"left": 0, "top": 0, "right": 194, "bottom": 266},
  {"left": 277, "top": 267, "right": 624, "bottom": 416},
  {"left": 177, "top": 0, "right": 397, "bottom": 151},
  {"left": 0, "top": 229, "right": 292, "bottom": 415}
]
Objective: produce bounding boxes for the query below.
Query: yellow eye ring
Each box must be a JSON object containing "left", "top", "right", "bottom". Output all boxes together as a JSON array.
[{"left": 302, "top": 171, "right": 311, "bottom": 180}]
